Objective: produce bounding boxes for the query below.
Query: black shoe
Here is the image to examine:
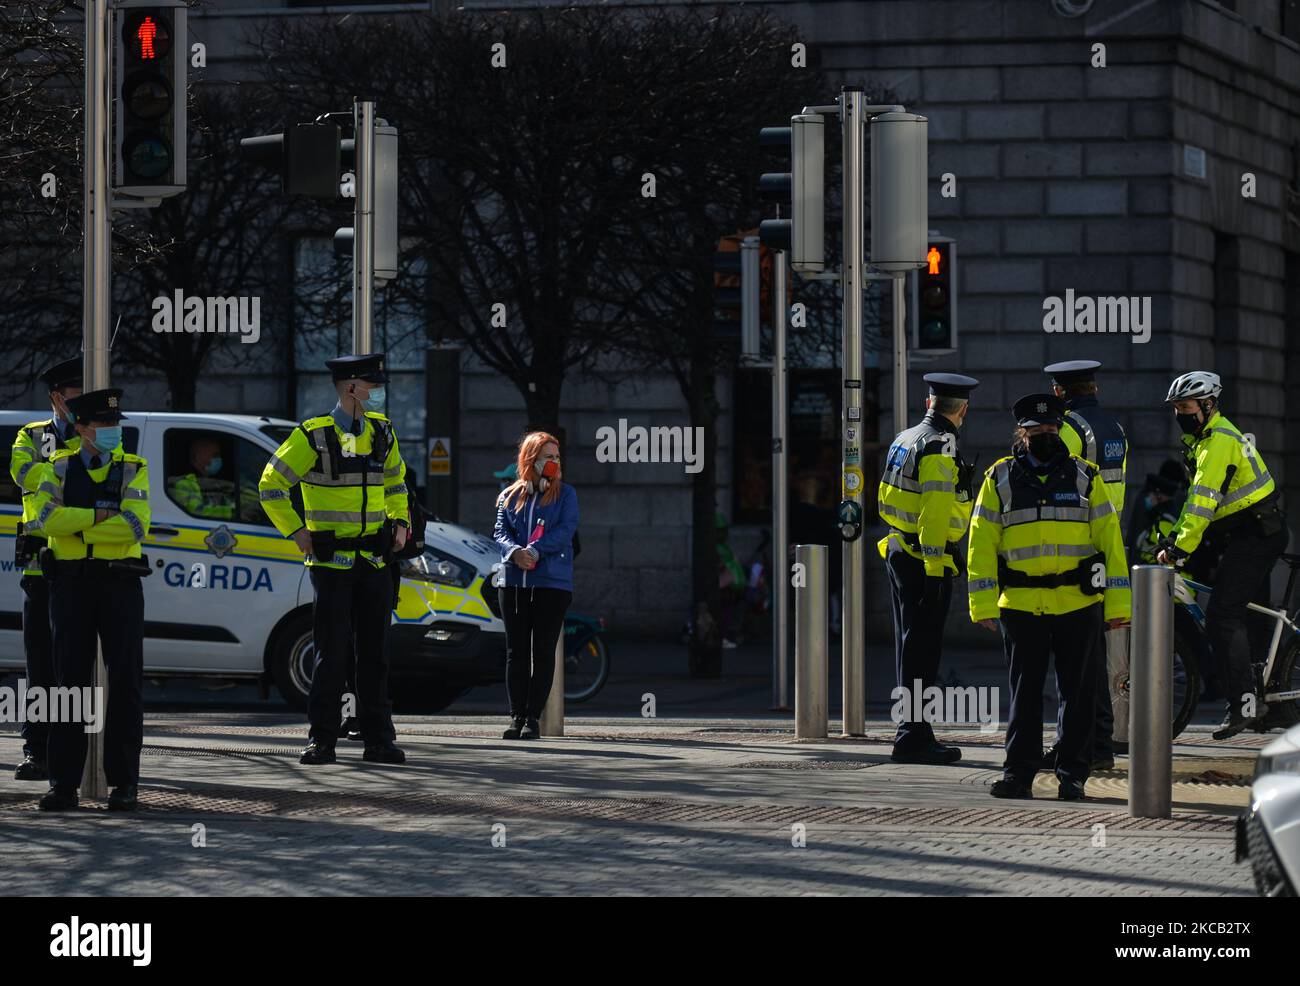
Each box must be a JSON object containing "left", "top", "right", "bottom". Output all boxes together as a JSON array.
[
  {"left": 519, "top": 718, "right": 540, "bottom": 740},
  {"left": 107, "top": 785, "right": 138, "bottom": 812},
  {"left": 1039, "top": 746, "right": 1057, "bottom": 771},
  {"left": 362, "top": 741, "right": 406, "bottom": 764},
  {"left": 38, "top": 786, "right": 78, "bottom": 811},
  {"left": 1212, "top": 709, "right": 1259, "bottom": 741},
  {"left": 300, "top": 740, "right": 337, "bottom": 765},
  {"left": 990, "top": 778, "right": 1034, "bottom": 799},
  {"left": 502, "top": 717, "right": 525, "bottom": 740},
  {"left": 14, "top": 755, "right": 48, "bottom": 781},
  {"left": 890, "top": 741, "right": 962, "bottom": 765},
  {"left": 340, "top": 717, "right": 363, "bottom": 742},
  {"left": 1058, "top": 779, "right": 1087, "bottom": 801},
  {"left": 1091, "top": 754, "right": 1116, "bottom": 772}
]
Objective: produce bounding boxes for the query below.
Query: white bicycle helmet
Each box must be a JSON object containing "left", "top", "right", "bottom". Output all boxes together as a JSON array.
[{"left": 1165, "top": 371, "right": 1222, "bottom": 403}]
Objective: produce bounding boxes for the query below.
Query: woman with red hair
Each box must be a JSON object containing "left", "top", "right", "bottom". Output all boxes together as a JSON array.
[{"left": 492, "top": 431, "right": 579, "bottom": 739}]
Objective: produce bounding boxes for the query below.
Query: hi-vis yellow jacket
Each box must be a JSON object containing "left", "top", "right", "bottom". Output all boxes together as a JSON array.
[
  {"left": 258, "top": 411, "right": 409, "bottom": 571},
  {"left": 1172, "top": 412, "right": 1276, "bottom": 555},
  {"left": 9, "top": 418, "right": 81, "bottom": 575},
  {"left": 967, "top": 450, "right": 1129, "bottom": 622},
  {"left": 877, "top": 415, "right": 973, "bottom": 576},
  {"left": 24, "top": 447, "right": 150, "bottom": 561}
]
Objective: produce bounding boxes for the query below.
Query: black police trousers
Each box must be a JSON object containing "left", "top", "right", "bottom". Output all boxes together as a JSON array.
[
  {"left": 499, "top": 586, "right": 572, "bottom": 720},
  {"left": 885, "top": 544, "right": 953, "bottom": 751},
  {"left": 1205, "top": 524, "right": 1288, "bottom": 713},
  {"left": 19, "top": 575, "right": 55, "bottom": 759},
  {"left": 307, "top": 562, "right": 396, "bottom": 744},
  {"left": 47, "top": 571, "right": 145, "bottom": 790},
  {"left": 1000, "top": 603, "right": 1101, "bottom": 785}
]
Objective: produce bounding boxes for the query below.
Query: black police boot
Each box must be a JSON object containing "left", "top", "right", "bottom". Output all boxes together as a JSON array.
[
  {"left": 1212, "top": 707, "right": 1259, "bottom": 741},
  {"left": 340, "top": 717, "right": 363, "bottom": 742},
  {"left": 519, "top": 718, "right": 541, "bottom": 740},
  {"left": 1091, "top": 754, "right": 1116, "bottom": 772},
  {"left": 1058, "top": 778, "right": 1087, "bottom": 801},
  {"left": 1038, "top": 746, "right": 1057, "bottom": 771},
  {"left": 108, "top": 785, "right": 138, "bottom": 812},
  {"left": 502, "top": 716, "right": 525, "bottom": 739},
  {"left": 362, "top": 741, "right": 406, "bottom": 764},
  {"left": 990, "top": 777, "right": 1034, "bottom": 800},
  {"left": 14, "top": 754, "right": 48, "bottom": 781},
  {"left": 891, "top": 741, "right": 962, "bottom": 765},
  {"left": 38, "top": 786, "right": 78, "bottom": 811},
  {"left": 300, "top": 739, "right": 337, "bottom": 765}
]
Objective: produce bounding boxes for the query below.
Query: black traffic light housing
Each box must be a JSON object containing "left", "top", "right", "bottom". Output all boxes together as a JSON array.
[
  {"left": 114, "top": 0, "right": 187, "bottom": 198},
  {"left": 239, "top": 124, "right": 345, "bottom": 199},
  {"left": 910, "top": 236, "right": 958, "bottom": 354}
]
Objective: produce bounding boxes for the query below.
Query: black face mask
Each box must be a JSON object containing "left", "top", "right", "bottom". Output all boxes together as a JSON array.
[
  {"left": 1026, "top": 433, "right": 1064, "bottom": 461},
  {"left": 1176, "top": 412, "right": 1203, "bottom": 436}
]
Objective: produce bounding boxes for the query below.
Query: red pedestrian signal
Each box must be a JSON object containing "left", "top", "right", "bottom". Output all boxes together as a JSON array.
[
  {"left": 927, "top": 246, "right": 941, "bottom": 275},
  {"left": 115, "top": 4, "right": 186, "bottom": 197},
  {"left": 911, "top": 238, "right": 957, "bottom": 354}
]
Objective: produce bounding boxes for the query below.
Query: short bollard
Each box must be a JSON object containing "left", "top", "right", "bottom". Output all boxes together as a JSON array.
[
  {"left": 794, "top": 544, "right": 828, "bottom": 739},
  {"left": 1129, "top": 564, "right": 1173, "bottom": 819}
]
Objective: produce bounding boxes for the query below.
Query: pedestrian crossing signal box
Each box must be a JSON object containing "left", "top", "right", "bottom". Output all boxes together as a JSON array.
[{"left": 909, "top": 236, "right": 957, "bottom": 355}]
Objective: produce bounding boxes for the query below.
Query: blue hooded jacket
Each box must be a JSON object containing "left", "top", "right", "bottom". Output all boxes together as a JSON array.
[{"left": 493, "top": 483, "right": 578, "bottom": 591}]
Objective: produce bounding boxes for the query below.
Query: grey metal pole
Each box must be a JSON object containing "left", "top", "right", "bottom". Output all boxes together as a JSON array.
[
  {"left": 1129, "top": 564, "right": 1173, "bottom": 819},
  {"left": 741, "top": 235, "right": 760, "bottom": 359},
  {"left": 81, "top": 0, "right": 112, "bottom": 800},
  {"left": 892, "top": 274, "right": 908, "bottom": 437},
  {"left": 840, "top": 86, "right": 866, "bottom": 736},
  {"left": 541, "top": 628, "right": 564, "bottom": 736},
  {"left": 353, "top": 99, "right": 376, "bottom": 354},
  {"left": 795, "top": 544, "right": 828, "bottom": 738},
  {"left": 772, "top": 246, "right": 790, "bottom": 711}
]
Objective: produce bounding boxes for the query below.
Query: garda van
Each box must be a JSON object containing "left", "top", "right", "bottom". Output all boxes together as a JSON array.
[{"left": 0, "top": 411, "right": 506, "bottom": 711}]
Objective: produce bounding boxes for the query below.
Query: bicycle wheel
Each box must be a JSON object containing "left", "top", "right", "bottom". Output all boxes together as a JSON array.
[
  {"left": 1113, "top": 624, "right": 1200, "bottom": 755},
  {"left": 564, "top": 633, "right": 609, "bottom": 703},
  {"left": 1262, "top": 635, "right": 1300, "bottom": 730}
]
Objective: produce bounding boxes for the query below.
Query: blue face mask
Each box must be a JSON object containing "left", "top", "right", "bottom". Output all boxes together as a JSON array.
[
  {"left": 92, "top": 426, "right": 122, "bottom": 455},
  {"left": 205, "top": 456, "right": 223, "bottom": 477},
  {"left": 362, "top": 386, "right": 386, "bottom": 412}
]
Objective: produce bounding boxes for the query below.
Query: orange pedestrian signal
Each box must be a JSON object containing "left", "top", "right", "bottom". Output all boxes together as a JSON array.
[
  {"left": 927, "top": 246, "right": 941, "bottom": 275},
  {"left": 137, "top": 16, "right": 159, "bottom": 59}
]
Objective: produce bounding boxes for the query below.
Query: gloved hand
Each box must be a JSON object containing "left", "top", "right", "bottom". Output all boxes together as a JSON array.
[{"left": 921, "top": 575, "right": 945, "bottom": 608}]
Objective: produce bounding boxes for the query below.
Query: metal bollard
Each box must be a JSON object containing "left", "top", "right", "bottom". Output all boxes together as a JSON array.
[
  {"left": 795, "top": 544, "right": 828, "bottom": 739},
  {"left": 541, "top": 628, "right": 564, "bottom": 737},
  {"left": 1129, "top": 565, "right": 1173, "bottom": 818}
]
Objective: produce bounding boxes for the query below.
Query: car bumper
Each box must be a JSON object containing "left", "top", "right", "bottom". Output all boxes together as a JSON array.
[
  {"left": 1239, "top": 773, "right": 1300, "bottom": 895},
  {"left": 388, "top": 621, "right": 506, "bottom": 686}
]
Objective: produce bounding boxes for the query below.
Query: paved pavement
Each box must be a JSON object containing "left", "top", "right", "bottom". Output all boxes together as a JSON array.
[{"left": 0, "top": 705, "right": 1263, "bottom": 896}]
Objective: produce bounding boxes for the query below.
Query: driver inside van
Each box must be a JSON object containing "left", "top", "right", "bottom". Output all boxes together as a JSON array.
[{"left": 168, "top": 436, "right": 236, "bottom": 520}]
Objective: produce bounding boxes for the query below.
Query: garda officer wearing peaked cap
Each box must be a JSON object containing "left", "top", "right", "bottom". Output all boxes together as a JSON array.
[
  {"left": 1042, "top": 360, "right": 1129, "bottom": 771},
  {"left": 9, "top": 358, "right": 84, "bottom": 782},
  {"left": 259, "top": 352, "right": 410, "bottom": 766},
  {"left": 967, "top": 393, "right": 1130, "bottom": 802},
  {"left": 25, "top": 387, "right": 152, "bottom": 812},
  {"left": 877, "top": 372, "right": 979, "bottom": 765}
]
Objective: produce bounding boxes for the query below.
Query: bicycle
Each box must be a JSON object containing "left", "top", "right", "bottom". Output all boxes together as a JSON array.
[
  {"left": 1121, "top": 554, "right": 1300, "bottom": 744},
  {"left": 563, "top": 612, "right": 610, "bottom": 703}
]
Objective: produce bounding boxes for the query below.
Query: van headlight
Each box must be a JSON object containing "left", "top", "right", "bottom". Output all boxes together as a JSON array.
[
  {"left": 1254, "top": 749, "right": 1300, "bottom": 779},
  {"left": 400, "top": 547, "right": 476, "bottom": 588}
]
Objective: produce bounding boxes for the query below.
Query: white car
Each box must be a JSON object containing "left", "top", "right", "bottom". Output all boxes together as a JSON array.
[
  {"left": 1238, "top": 723, "right": 1300, "bottom": 896},
  {"left": 0, "top": 410, "right": 506, "bottom": 711}
]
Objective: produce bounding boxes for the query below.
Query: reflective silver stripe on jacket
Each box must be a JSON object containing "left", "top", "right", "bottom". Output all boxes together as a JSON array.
[
  {"left": 302, "top": 426, "right": 385, "bottom": 486},
  {"left": 881, "top": 470, "right": 921, "bottom": 492},
  {"left": 973, "top": 503, "right": 1001, "bottom": 524},
  {"left": 921, "top": 480, "right": 954, "bottom": 493},
  {"left": 305, "top": 509, "right": 387, "bottom": 525},
  {"left": 1099, "top": 467, "right": 1124, "bottom": 483},
  {"left": 385, "top": 484, "right": 408, "bottom": 498},
  {"left": 122, "top": 487, "right": 147, "bottom": 501},
  {"left": 1065, "top": 409, "right": 1097, "bottom": 465},
  {"left": 993, "top": 460, "right": 1013, "bottom": 513},
  {"left": 269, "top": 454, "right": 302, "bottom": 484},
  {"left": 1089, "top": 500, "right": 1115, "bottom": 520},
  {"left": 1001, "top": 543, "right": 1095, "bottom": 562},
  {"left": 15, "top": 460, "right": 36, "bottom": 486},
  {"left": 880, "top": 502, "right": 918, "bottom": 525},
  {"left": 1185, "top": 504, "right": 1215, "bottom": 520},
  {"left": 1190, "top": 484, "right": 1223, "bottom": 503}
]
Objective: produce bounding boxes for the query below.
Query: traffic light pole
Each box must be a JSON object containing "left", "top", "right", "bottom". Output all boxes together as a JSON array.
[
  {"left": 840, "top": 86, "right": 867, "bottom": 737},
  {"left": 772, "top": 243, "right": 790, "bottom": 711},
  {"left": 353, "top": 99, "right": 377, "bottom": 354},
  {"left": 82, "top": 0, "right": 112, "bottom": 800},
  {"left": 892, "top": 274, "right": 908, "bottom": 436}
]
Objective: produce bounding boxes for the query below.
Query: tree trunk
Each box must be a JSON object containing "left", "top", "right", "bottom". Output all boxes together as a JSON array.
[{"left": 687, "top": 284, "right": 723, "bottom": 677}]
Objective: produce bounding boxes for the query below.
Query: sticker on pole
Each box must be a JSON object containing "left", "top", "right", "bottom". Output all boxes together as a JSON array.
[
  {"left": 842, "top": 466, "right": 864, "bottom": 497},
  {"left": 428, "top": 437, "right": 452, "bottom": 476}
]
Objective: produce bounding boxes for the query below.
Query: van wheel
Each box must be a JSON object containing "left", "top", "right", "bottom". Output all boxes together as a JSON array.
[{"left": 271, "top": 611, "right": 315, "bottom": 710}]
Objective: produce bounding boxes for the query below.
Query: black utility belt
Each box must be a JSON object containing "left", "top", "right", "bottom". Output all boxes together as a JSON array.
[
  {"left": 309, "top": 522, "right": 392, "bottom": 563},
  {"left": 1207, "top": 493, "right": 1284, "bottom": 539},
  {"left": 13, "top": 529, "right": 46, "bottom": 568},
  {"left": 998, "top": 552, "right": 1104, "bottom": 594},
  {"left": 897, "top": 530, "right": 965, "bottom": 575},
  {"left": 38, "top": 548, "right": 151, "bottom": 579}
]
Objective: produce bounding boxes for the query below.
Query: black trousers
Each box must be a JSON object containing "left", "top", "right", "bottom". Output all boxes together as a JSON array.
[
  {"left": 19, "top": 575, "right": 55, "bottom": 759},
  {"left": 499, "top": 586, "right": 572, "bottom": 720},
  {"left": 885, "top": 545, "right": 953, "bottom": 751},
  {"left": 308, "top": 563, "right": 395, "bottom": 744},
  {"left": 47, "top": 572, "right": 144, "bottom": 790},
  {"left": 1206, "top": 525, "right": 1288, "bottom": 713},
  {"left": 1000, "top": 604, "right": 1101, "bottom": 785}
]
